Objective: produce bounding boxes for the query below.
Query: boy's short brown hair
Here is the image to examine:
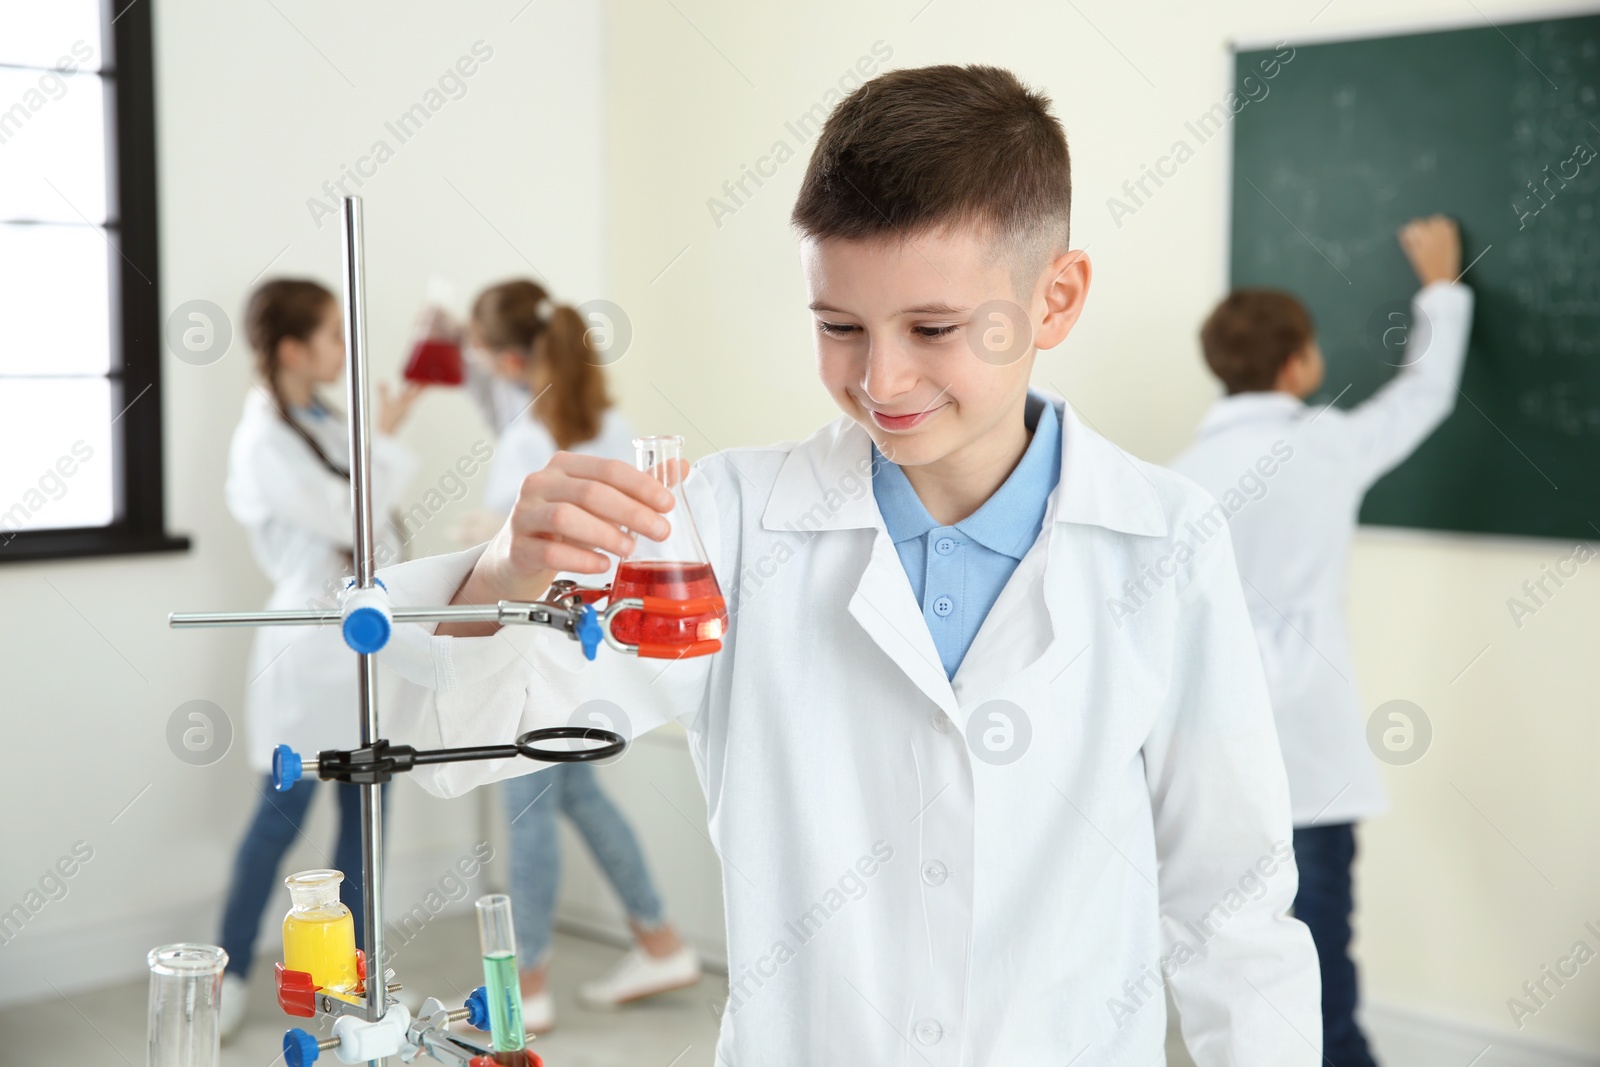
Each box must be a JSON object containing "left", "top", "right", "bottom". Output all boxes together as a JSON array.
[
  {"left": 1200, "top": 290, "right": 1315, "bottom": 394},
  {"left": 791, "top": 64, "right": 1071, "bottom": 292}
]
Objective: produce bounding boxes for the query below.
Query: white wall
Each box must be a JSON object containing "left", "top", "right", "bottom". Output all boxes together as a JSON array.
[
  {"left": 597, "top": 0, "right": 1600, "bottom": 1055},
  {"left": 0, "top": 0, "right": 611, "bottom": 1002}
]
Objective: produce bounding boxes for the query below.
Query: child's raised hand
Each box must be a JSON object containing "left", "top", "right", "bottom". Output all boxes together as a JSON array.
[
  {"left": 377, "top": 381, "right": 425, "bottom": 435},
  {"left": 1398, "top": 215, "right": 1461, "bottom": 287},
  {"left": 416, "top": 304, "right": 463, "bottom": 343},
  {"left": 446, "top": 454, "right": 680, "bottom": 617}
]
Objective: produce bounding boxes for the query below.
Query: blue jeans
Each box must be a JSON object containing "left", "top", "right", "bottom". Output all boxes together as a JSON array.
[
  {"left": 219, "top": 776, "right": 385, "bottom": 977},
  {"left": 502, "top": 763, "right": 665, "bottom": 966},
  {"left": 1293, "top": 822, "right": 1379, "bottom": 1067}
]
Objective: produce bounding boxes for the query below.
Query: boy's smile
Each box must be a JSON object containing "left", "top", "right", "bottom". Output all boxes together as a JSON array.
[
  {"left": 869, "top": 400, "right": 948, "bottom": 432},
  {"left": 801, "top": 223, "right": 1090, "bottom": 524}
]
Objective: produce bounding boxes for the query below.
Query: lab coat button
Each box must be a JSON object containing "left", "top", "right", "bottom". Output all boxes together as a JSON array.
[
  {"left": 930, "top": 712, "right": 955, "bottom": 733},
  {"left": 932, "top": 596, "right": 954, "bottom": 617},
  {"left": 934, "top": 537, "right": 957, "bottom": 555},
  {"left": 913, "top": 1018, "right": 943, "bottom": 1045},
  {"left": 921, "top": 860, "right": 948, "bottom": 886}
]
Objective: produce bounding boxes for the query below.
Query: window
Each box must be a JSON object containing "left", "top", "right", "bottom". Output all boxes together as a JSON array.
[{"left": 0, "top": 0, "right": 186, "bottom": 562}]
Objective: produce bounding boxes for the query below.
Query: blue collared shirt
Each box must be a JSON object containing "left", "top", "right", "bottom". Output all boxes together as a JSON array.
[{"left": 873, "top": 395, "right": 1062, "bottom": 679}]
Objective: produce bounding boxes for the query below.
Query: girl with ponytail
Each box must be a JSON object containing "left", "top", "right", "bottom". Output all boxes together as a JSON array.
[
  {"left": 215, "top": 278, "right": 423, "bottom": 1037},
  {"left": 469, "top": 279, "right": 636, "bottom": 512},
  {"left": 464, "top": 279, "right": 701, "bottom": 1031}
]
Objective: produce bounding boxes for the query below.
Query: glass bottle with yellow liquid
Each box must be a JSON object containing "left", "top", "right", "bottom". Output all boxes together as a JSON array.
[{"left": 282, "top": 869, "right": 359, "bottom": 993}]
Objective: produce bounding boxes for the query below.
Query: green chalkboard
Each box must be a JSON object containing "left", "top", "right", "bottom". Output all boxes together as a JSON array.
[{"left": 1230, "top": 15, "right": 1600, "bottom": 540}]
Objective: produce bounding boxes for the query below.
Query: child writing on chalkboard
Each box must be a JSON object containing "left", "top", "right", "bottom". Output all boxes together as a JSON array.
[{"left": 1171, "top": 216, "right": 1473, "bottom": 1067}]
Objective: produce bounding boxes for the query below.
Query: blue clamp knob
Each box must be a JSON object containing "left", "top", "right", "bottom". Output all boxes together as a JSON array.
[
  {"left": 577, "top": 605, "right": 602, "bottom": 661},
  {"left": 342, "top": 606, "right": 391, "bottom": 654},
  {"left": 465, "top": 985, "right": 490, "bottom": 1030},
  {"left": 272, "top": 744, "right": 303, "bottom": 792},
  {"left": 341, "top": 578, "right": 391, "bottom": 654},
  {"left": 283, "top": 1028, "right": 320, "bottom": 1067}
]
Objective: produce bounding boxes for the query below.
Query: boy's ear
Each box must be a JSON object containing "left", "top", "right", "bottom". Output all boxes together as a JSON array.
[
  {"left": 1033, "top": 249, "right": 1092, "bottom": 351},
  {"left": 1271, "top": 354, "right": 1294, "bottom": 391},
  {"left": 1273, "top": 342, "right": 1317, "bottom": 395}
]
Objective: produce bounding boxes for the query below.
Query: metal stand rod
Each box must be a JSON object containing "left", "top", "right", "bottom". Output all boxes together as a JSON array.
[
  {"left": 170, "top": 602, "right": 567, "bottom": 628},
  {"left": 162, "top": 195, "right": 610, "bottom": 1066},
  {"left": 340, "top": 196, "right": 385, "bottom": 1034}
]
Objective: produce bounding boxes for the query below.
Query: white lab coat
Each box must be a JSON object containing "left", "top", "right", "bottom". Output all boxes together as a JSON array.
[
  {"left": 226, "top": 388, "right": 419, "bottom": 771},
  {"left": 375, "top": 391, "right": 1320, "bottom": 1065},
  {"left": 1170, "top": 281, "right": 1474, "bottom": 826},
  {"left": 481, "top": 407, "right": 637, "bottom": 514}
]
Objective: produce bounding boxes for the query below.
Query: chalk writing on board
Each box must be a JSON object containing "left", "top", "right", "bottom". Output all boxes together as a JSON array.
[
  {"left": 1232, "top": 14, "right": 1600, "bottom": 537},
  {"left": 1518, "top": 384, "right": 1600, "bottom": 435},
  {"left": 1509, "top": 137, "right": 1596, "bottom": 230}
]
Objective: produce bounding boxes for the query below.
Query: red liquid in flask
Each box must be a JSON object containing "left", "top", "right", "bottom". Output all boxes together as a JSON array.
[
  {"left": 404, "top": 339, "right": 464, "bottom": 385},
  {"left": 609, "top": 561, "right": 728, "bottom": 649}
]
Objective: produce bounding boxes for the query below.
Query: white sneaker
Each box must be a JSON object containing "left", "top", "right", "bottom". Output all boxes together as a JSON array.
[
  {"left": 578, "top": 945, "right": 701, "bottom": 1009},
  {"left": 521, "top": 988, "right": 556, "bottom": 1034},
  {"left": 219, "top": 973, "right": 249, "bottom": 1044}
]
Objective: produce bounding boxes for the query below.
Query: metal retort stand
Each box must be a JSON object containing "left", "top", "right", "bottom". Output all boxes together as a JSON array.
[{"left": 163, "top": 197, "right": 703, "bottom": 1066}]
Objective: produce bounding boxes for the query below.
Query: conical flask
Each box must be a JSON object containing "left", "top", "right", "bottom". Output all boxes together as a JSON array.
[{"left": 610, "top": 435, "right": 728, "bottom": 653}]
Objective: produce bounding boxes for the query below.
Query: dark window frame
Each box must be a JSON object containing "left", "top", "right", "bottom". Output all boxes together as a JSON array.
[{"left": 0, "top": 0, "right": 188, "bottom": 564}]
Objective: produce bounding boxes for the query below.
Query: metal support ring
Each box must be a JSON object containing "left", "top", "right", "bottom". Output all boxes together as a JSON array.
[{"left": 514, "top": 726, "right": 627, "bottom": 763}]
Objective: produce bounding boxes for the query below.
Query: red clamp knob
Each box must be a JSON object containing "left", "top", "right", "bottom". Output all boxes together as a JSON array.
[{"left": 274, "top": 962, "right": 317, "bottom": 1018}]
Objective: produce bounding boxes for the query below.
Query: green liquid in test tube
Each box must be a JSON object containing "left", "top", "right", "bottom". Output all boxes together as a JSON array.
[{"left": 475, "top": 894, "right": 526, "bottom": 1054}]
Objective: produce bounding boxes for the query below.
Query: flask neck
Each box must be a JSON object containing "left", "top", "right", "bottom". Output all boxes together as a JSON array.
[
  {"left": 626, "top": 434, "right": 712, "bottom": 567},
  {"left": 634, "top": 435, "right": 684, "bottom": 487},
  {"left": 285, "top": 870, "right": 344, "bottom": 912}
]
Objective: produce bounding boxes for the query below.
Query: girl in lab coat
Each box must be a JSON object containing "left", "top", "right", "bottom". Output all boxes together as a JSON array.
[
  {"left": 467, "top": 279, "right": 698, "bottom": 1031},
  {"left": 216, "top": 278, "right": 421, "bottom": 1037},
  {"left": 470, "top": 281, "right": 635, "bottom": 513}
]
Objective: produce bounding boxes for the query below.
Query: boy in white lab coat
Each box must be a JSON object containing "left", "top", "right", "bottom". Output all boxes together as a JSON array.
[
  {"left": 1170, "top": 218, "right": 1473, "bottom": 1067},
  {"left": 378, "top": 64, "right": 1319, "bottom": 1064}
]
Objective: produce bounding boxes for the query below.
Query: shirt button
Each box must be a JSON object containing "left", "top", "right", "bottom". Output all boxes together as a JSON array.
[
  {"left": 932, "top": 595, "right": 954, "bottom": 617},
  {"left": 931, "top": 712, "right": 955, "bottom": 733},
  {"left": 922, "top": 860, "right": 948, "bottom": 886},
  {"left": 914, "top": 1018, "right": 944, "bottom": 1045},
  {"left": 934, "top": 536, "right": 957, "bottom": 555}
]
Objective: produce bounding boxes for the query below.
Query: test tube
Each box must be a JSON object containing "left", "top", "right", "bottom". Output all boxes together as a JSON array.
[
  {"left": 475, "top": 894, "right": 526, "bottom": 1055},
  {"left": 146, "top": 943, "right": 227, "bottom": 1067}
]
